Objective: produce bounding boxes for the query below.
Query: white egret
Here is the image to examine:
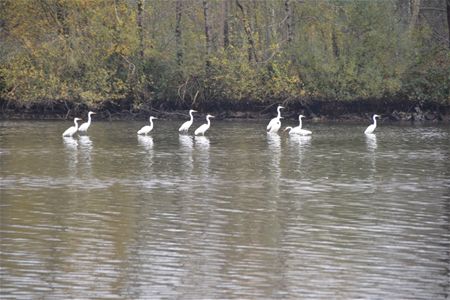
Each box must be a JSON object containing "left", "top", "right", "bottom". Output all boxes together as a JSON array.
[
  {"left": 284, "top": 115, "right": 312, "bottom": 135},
  {"left": 268, "top": 117, "right": 283, "bottom": 133},
  {"left": 62, "top": 117, "right": 82, "bottom": 137},
  {"left": 297, "top": 114, "right": 312, "bottom": 135},
  {"left": 267, "top": 105, "right": 284, "bottom": 132},
  {"left": 284, "top": 126, "right": 312, "bottom": 135},
  {"left": 267, "top": 105, "right": 284, "bottom": 133},
  {"left": 178, "top": 109, "right": 197, "bottom": 133},
  {"left": 78, "top": 111, "right": 96, "bottom": 132},
  {"left": 364, "top": 114, "right": 380, "bottom": 134},
  {"left": 194, "top": 114, "right": 214, "bottom": 135},
  {"left": 137, "top": 116, "right": 157, "bottom": 135}
]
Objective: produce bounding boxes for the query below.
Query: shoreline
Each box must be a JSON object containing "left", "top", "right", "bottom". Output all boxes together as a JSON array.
[{"left": 1, "top": 98, "right": 449, "bottom": 123}]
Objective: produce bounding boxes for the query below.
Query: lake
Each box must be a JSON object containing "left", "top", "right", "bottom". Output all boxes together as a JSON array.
[{"left": 1, "top": 119, "right": 449, "bottom": 299}]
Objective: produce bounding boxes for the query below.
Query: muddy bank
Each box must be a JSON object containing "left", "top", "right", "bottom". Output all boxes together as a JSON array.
[{"left": 1, "top": 98, "right": 449, "bottom": 122}]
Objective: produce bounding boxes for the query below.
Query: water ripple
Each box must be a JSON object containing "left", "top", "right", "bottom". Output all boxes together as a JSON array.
[{"left": 0, "top": 121, "right": 449, "bottom": 299}]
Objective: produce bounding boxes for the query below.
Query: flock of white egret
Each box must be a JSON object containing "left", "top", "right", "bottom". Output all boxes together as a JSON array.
[{"left": 62, "top": 106, "right": 381, "bottom": 137}]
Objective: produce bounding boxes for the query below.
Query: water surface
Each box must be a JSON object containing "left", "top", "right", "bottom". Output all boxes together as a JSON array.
[{"left": 1, "top": 120, "right": 449, "bottom": 299}]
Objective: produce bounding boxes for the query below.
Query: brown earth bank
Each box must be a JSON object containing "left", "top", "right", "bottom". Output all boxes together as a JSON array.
[{"left": 1, "top": 98, "right": 449, "bottom": 123}]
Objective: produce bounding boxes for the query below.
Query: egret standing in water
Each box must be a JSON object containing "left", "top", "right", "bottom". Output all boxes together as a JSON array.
[
  {"left": 178, "top": 109, "right": 197, "bottom": 133},
  {"left": 364, "top": 114, "right": 380, "bottom": 134},
  {"left": 194, "top": 114, "right": 214, "bottom": 136},
  {"left": 267, "top": 105, "right": 284, "bottom": 133},
  {"left": 285, "top": 126, "right": 312, "bottom": 135},
  {"left": 284, "top": 115, "right": 312, "bottom": 135},
  {"left": 78, "top": 111, "right": 96, "bottom": 133},
  {"left": 137, "top": 116, "right": 157, "bottom": 135},
  {"left": 62, "top": 117, "right": 82, "bottom": 137}
]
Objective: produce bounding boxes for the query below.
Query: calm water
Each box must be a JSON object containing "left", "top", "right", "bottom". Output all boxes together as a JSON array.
[{"left": 1, "top": 119, "right": 449, "bottom": 299}]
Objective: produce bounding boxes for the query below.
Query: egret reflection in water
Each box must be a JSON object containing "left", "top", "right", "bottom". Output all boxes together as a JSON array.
[
  {"left": 63, "top": 136, "right": 78, "bottom": 176},
  {"left": 194, "top": 135, "right": 210, "bottom": 176},
  {"left": 288, "top": 134, "right": 311, "bottom": 148},
  {"left": 179, "top": 134, "right": 194, "bottom": 149},
  {"left": 365, "top": 133, "right": 378, "bottom": 176},
  {"left": 365, "top": 133, "right": 377, "bottom": 151},
  {"left": 138, "top": 135, "right": 154, "bottom": 150},
  {"left": 266, "top": 132, "right": 281, "bottom": 195},
  {"left": 179, "top": 134, "right": 194, "bottom": 174},
  {"left": 194, "top": 135, "right": 210, "bottom": 149},
  {"left": 63, "top": 136, "right": 78, "bottom": 149},
  {"left": 78, "top": 136, "right": 93, "bottom": 177}
]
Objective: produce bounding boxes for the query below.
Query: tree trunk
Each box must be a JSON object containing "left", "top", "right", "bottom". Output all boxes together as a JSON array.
[
  {"left": 137, "top": 0, "right": 145, "bottom": 59},
  {"left": 175, "top": 0, "right": 183, "bottom": 65},
  {"left": 418, "top": 0, "right": 448, "bottom": 46},
  {"left": 409, "top": 0, "right": 421, "bottom": 31},
  {"left": 52, "top": 0, "right": 70, "bottom": 37},
  {"left": 235, "top": 0, "right": 259, "bottom": 62},
  {"left": 285, "top": 0, "right": 293, "bottom": 44},
  {"left": 223, "top": 0, "right": 230, "bottom": 48},
  {"left": 263, "top": 1, "right": 272, "bottom": 60},
  {"left": 202, "top": 0, "right": 212, "bottom": 69},
  {"left": 332, "top": 28, "right": 340, "bottom": 58},
  {"left": 447, "top": 0, "right": 450, "bottom": 48}
]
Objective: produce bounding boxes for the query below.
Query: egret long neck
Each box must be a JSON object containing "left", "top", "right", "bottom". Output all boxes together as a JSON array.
[
  {"left": 149, "top": 117, "right": 153, "bottom": 126},
  {"left": 298, "top": 116, "right": 303, "bottom": 129},
  {"left": 74, "top": 119, "right": 79, "bottom": 129},
  {"left": 206, "top": 116, "right": 211, "bottom": 126},
  {"left": 277, "top": 107, "right": 282, "bottom": 118},
  {"left": 86, "top": 114, "right": 92, "bottom": 125},
  {"left": 189, "top": 111, "right": 194, "bottom": 121},
  {"left": 372, "top": 115, "right": 377, "bottom": 127}
]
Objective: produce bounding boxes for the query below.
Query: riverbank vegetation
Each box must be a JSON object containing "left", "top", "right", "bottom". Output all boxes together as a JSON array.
[{"left": 1, "top": 0, "right": 449, "bottom": 119}]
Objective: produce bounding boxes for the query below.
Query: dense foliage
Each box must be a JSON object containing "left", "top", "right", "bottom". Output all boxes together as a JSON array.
[{"left": 0, "top": 0, "right": 449, "bottom": 110}]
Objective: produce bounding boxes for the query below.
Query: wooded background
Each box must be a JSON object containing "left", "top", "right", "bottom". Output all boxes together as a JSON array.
[{"left": 1, "top": 0, "right": 449, "bottom": 111}]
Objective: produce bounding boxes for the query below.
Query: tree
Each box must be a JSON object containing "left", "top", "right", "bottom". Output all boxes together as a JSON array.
[
  {"left": 447, "top": 0, "right": 450, "bottom": 48},
  {"left": 223, "top": 0, "right": 230, "bottom": 48},
  {"left": 175, "top": 0, "right": 183, "bottom": 65},
  {"left": 285, "top": 0, "right": 293, "bottom": 44},
  {"left": 235, "top": 0, "right": 258, "bottom": 62},
  {"left": 202, "top": 0, "right": 212, "bottom": 69},
  {"left": 137, "top": 0, "right": 145, "bottom": 59}
]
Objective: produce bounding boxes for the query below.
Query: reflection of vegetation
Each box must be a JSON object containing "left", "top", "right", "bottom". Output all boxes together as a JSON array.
[{"left": 0, "top": 0, "right": 448, "bottom": 109}]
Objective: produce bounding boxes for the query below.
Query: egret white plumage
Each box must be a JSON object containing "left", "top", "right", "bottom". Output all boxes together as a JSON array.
[
  {"left": 285, "top": 115, "right": 312, "bottom": 135},
  {"left": 137, "top": 116, "right": 157, "bottom": 135},
  {"left": 194, "top": 114, "right": 214, "bottom": 135},
  {"left": 284, "top": 126, "right": 312, "bottom": 135},
  {"left": 267, "top": 105, "right": 284, "bottom": 133},
  {"left": 78, "top": 111, "right": 96, "bottom": 132},
  {"left": 62, "top": 117, "right": 82, "bottom": 137},
  {"left": 178, "top": 109, "right": 197, "bottom": 133},
  {"left": 364, "top": 114, "right": 380, "bottom": 134}
]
